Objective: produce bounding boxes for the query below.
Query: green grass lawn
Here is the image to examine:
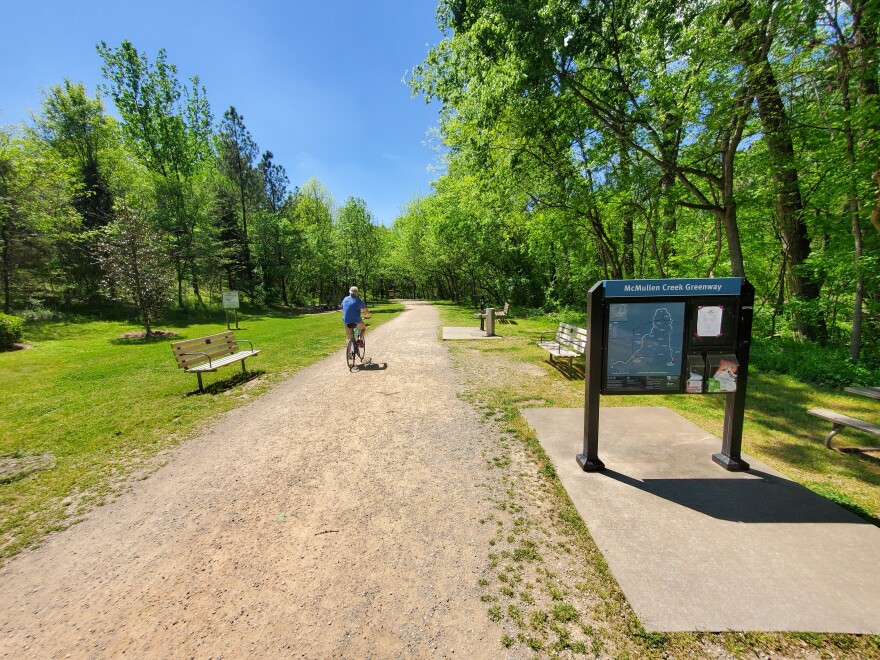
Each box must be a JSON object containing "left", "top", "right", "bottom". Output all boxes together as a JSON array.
[{"left": 0, "top": 302, "right": 403, "bottom": 560}]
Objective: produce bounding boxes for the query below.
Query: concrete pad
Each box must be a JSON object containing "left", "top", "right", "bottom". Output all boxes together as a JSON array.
[
  {"left": 441, "top": 327, "right": 502, "bottom": 340},
  {"left": 521, "top": 406, "right": 880, "bottom": 633}
]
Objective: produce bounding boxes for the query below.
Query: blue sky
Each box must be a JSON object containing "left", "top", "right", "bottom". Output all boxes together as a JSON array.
[{"left": 0, "top": 1, "right": 447, "bottom": 226}]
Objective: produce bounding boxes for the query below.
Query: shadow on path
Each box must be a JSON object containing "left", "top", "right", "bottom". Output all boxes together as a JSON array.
[{"left": 602, "top": 468, "right": 877, "bottom": 524}]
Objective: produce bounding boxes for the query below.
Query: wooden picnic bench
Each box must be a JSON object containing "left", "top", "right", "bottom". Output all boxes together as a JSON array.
[
  {"left": 844, "top": 386, "right": 880, "bottom": 401},
  {"left": 808, "top": 385, "right": 880, "bottom": 451},
  {"left": 537, "top": 323, "right": 587, "bottom": 378},
  {"left": 171, "top": 331, "right": 260, "bottom": 393}
]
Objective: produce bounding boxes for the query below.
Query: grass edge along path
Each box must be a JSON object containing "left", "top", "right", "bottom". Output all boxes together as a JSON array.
[
  {"left": 436, "top": 301, "right": 880, "bottom": 659},
  {"left": 0, "top": 303, "right": 403, "bottom": 563}
]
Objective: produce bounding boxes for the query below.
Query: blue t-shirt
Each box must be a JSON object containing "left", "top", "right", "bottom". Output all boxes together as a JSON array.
[{"left": 341, "top": 295, "right": 366, "bottom": 324}]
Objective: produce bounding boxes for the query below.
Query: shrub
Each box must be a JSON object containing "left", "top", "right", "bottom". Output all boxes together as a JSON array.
[
  {"left": 750, "top": 337, "right": 880, "bottom": 388},
  {"left": 13, "top": 298, "right": 63, "bottom": 323},
  {"left": 0, "top": 313, "right": 24, "bottom": 348}
]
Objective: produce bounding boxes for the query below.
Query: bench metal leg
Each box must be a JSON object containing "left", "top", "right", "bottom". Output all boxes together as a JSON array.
[
  {"left": 824, "top": 423, "right": 844, "bottom": 449},
  {"left": 196, "top": 373, "right": 204, "bottom": 393},
  {"left": 568, "top": 357, "right": 573, "bottom": 379},
  {"left": 241, "top": 359, "right": 247, "bottom": 374}
]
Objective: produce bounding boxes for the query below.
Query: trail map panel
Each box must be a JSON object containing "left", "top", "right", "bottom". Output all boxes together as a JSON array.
[{"left": 605, "top": 302, "right": 685, "bottom": 393}]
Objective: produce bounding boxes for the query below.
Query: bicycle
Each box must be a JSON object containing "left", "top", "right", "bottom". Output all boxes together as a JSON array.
[{"left": 345, "top": 323, "right": 365, "bottom": 370}]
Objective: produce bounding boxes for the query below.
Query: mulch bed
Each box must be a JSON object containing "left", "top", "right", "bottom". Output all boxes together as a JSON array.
[{"left": 118, "top": 330, "right": 177, "bottom": 340}]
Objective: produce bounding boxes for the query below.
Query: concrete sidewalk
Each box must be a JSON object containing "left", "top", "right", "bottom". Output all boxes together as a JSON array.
[
  {"left": 522, "top": 406, "right": 880, "bottom": 633},
  {"left": 441, "top": 327, "right": 502, "bottom": 340}
]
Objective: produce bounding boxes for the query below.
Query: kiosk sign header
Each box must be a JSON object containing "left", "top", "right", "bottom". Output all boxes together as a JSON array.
[{"left": 604, "top": 277, "right": 741, "bottom": 297}]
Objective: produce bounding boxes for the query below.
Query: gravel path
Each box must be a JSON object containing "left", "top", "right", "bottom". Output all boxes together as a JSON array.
[{"left": 0, "top": 301, "right": 509, "bottom": 658}]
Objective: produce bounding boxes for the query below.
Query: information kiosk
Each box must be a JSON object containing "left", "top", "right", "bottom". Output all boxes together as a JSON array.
[{"left": 577, "top": 278, "right": 754, "bottom": 472}]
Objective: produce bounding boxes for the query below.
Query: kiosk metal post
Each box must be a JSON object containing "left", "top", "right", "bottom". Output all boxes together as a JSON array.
[
  {"left": 713, "top": 279, "right": 754, "bottom": 471},
  {"left": 577, "top": 281, "right": 606, "bottom": 471}
]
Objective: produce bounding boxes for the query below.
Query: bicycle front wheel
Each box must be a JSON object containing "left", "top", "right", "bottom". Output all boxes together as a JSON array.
[{"left": 346, "top": 338, "right": 356, "bottom": 370}]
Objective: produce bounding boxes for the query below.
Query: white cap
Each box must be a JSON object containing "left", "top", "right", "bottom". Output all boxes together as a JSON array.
[{"left": 349, "top": 286, "right": 359, "bottom": 294}]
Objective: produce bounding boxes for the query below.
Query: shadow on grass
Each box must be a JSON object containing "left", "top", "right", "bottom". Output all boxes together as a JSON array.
[
  {"left": 0, "top": 343, "right": 32, "bottom": 353},
  {"left": 743, "top": 375, "right": 880, "bottom": 489},
  {"left": 109, "top": 332, "right": 182, "bottom": 345},
  {"left": 544, "top": 358, "right": 585, "bottom": 381},
  {"left": 185, "top": 369, "right": 267, "bottom": 396}
]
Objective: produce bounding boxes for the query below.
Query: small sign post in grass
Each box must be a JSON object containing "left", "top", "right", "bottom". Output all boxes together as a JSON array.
[{"left": 223, "top": 291, "right": 240, "bottom": 330}]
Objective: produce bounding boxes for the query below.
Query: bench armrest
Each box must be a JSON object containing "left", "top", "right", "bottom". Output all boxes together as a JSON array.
[
  {"left": 539, "top": 330, "right": 555, "bottom": 342},
  {"left": 181, "top": 351, "right": 212, "bottom": 368},
  {"left": 233, "top": 339, "right": 255, "bottom": 351}
]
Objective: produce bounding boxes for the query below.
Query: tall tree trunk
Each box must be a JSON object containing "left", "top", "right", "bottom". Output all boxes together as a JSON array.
[
  {"left": 751, "top": 57, "right": 824, "bottom": 340},
  {"left": 732, "top": 2, "right": 825, "bottom": 340}
]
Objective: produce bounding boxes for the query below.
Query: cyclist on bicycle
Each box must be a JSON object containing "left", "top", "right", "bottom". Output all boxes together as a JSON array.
[{"left": 341, "top": 286, "right": 370, "bottom": 347}]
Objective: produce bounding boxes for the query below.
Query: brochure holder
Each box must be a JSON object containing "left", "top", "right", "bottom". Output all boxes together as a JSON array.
[{"left": 686, "top": 354, "right": 707, "bottom": 393}]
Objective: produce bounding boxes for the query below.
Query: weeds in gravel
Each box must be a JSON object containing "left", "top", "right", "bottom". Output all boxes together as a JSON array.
[{"left": 436, "top": 301, "right": 880, "bottom": 658}]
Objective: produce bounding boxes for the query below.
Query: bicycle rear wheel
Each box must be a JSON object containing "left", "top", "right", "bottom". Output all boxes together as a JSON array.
[{"left": 346, "top": 338, "right": 356, "bottom": 370}]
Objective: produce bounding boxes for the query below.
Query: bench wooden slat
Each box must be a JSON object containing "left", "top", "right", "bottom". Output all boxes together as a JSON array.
[
  {"left": 808, "top": 408, "right": 880, "bottom": 435},
  {"left": 171, "top": 332, "right": 235, "bottom": 350},
  {"left": 808, "top": 407, "right": 880, "bottom": 450},
  {"left": 187, "top": 350, "right": 260, "bottom": 372},
  {"left": 173, "top": 347, "right": 238, "bottom": 368},
  {"left": 844, "top": 386, "right": 880, "bottom": 401}
]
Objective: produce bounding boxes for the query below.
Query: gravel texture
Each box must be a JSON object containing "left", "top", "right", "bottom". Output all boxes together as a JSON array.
[{"left": 0, "top": 301, "right": 517, "bottom": 658}]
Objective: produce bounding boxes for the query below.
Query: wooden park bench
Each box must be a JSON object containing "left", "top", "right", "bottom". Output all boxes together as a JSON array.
[
  {"left": 495, "top": 302, "right": 511, "bottom": 320},
  {"left": 171, "top": 332, "right": 260, "bottom": 393},
  {"left": 537, "top": 323, "right": 587, "bottom": 378},
  {"left": 808, "top": 386, "right": 880, "bottom": 452}
]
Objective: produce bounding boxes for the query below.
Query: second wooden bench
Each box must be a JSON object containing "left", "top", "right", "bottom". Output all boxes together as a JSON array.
[{"left": 537, "top": 323, "right": 587, "bottom": 378}]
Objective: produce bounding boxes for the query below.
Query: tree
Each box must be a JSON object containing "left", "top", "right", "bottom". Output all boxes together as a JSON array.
[
  {"left": 254, "top": 151, "right": 295, "bottom": 304},
  {"left": 0, "top": 126, "right": 78, "bottom": 313},
  {"left": 728, "top": 0, "right": 824, "bottom": 341},
  {"left": 97, "top": 40, "right": 214, "bottom": 307},
  {"left": 336, "top": 197, "right": 379, "bottom": 299},
  {"left": 98, "top": 204, "right": 173, "bottom": 336},
  {"left": 259, "top": 151, "right": 289, "bottom": 213},
  {"left": 31, "top": 80, "right": 116, "bottom": 303},
  {"left": 215, "top": 107, "right": 260, "bottom": 298},
  {"left": 292, "top": 178, "right": 337, "bottom": 304}
]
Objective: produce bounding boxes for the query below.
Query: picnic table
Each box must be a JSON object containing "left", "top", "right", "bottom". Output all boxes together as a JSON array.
[
  {"left": 845, "top": 386, "right": 880, "bottom": 401},
  {"left": 808, "top": 385, "right": 880, "bottom": 451}
]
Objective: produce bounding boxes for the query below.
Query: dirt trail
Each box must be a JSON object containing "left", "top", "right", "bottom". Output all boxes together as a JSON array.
[{"left": 0, "top": 301, "right": 511, "bottom": 658}]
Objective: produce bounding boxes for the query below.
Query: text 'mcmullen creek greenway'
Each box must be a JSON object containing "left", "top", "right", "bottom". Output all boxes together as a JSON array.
[{"left": 604, "top": 278, "right": 742, "bottom": 297}]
